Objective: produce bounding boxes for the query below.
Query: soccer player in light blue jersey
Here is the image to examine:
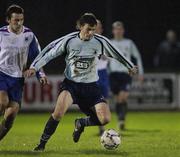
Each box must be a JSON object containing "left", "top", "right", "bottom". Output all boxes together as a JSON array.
[
  {"left": 109, "top": 21, "right": 144, "bottom": 130},
  {"left": 0, "top": 5, "right": 48, "bottom": 141},
  {"left": 24, "top": 13, "right": 137, "bottom": 151}
]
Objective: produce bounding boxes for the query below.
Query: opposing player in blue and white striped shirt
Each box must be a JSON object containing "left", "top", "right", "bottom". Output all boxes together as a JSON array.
[
  {"left": 0, "top": 5, "right": 47, "bottom": 141},
  {"left": 24, "top": 13, "right": 138, "bottom": 151},
  {"left": 109, "top": 21, "right": 144, "bottom": 130}
]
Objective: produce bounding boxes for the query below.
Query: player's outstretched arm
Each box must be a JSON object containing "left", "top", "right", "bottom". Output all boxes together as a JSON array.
[
  {"left": 27, "top": 41, "right": 64, "bottom": 84},
  {"left": 30, "top": 32, "right": 78, "bottom": 72},
  {"left": 28, "top": 36, "right": 48, "bottom": 84},
  {"left": 98, "top": 35, "right": 138, "bottom": 76},
  {"left": 24, "top": 68, "right": 49, "bottom": 85}
]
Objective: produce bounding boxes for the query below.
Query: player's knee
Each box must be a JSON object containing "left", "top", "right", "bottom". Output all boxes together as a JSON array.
[
  {"left": 117, "top": 93, "right": 128, "bottom": 103},
  {"left": 52, "top": 110, "right": 64, "bottom": 121},
  {"left": 52, "top": 112, "right": 60, "bottom": 120},
  {"left": 100, "top": 115, "right": 111, "bottom": 125},
  {"left": 117, "top": 97, "right": 127, "bottom": 103},
  {"left": 0, "top": 92, "right": 9, "bottom": 106},
  {"left": 0, "top": 99, "right": 9, "bottom": 110},
  {"left": 117, "top": 97, "right": 123, "bottom": 103},
  {"left": 9, "top": 105, "right": 19, "bottom": 115}
]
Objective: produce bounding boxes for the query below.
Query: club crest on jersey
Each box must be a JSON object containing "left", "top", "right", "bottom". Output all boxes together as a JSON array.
[{"left": 25, "top": 37, "right": 29, "bottom": 42}]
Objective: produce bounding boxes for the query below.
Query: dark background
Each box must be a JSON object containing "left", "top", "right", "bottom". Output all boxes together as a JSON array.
[{"left": 0, "top": 0, "right": 180, "bottom": 73}]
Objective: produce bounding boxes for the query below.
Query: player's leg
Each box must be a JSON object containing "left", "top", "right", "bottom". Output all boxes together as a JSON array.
[
  {"left": 110, "top": 72, "right": 131, "bottom": 130},
  {"left": 0, "top": 101, "right": 19, "bottom": 141},
  {"left": 75, "top": 102, "right": 111, "bottom": 129},
  {"left": 97, "top": 70, "right": 110, "bottom": 136},
  {"left": 94, "top": 102, "right": 111, "bottom": 125},
  {"left": 115, "top": 91, "right": 129, "bottom": 130},
  {"left": 34, "top": 90, "right": 73, "bottom": 151},
  {"left": 97, "top": 84, "right": 108, "bottom": 136},
  {"left": 73, "top": 81, "right": 110, "bottom": 143},
  {"left": 0, "top": 73, "right": 23, "bottom": 141},
  {"left": 0, "top": 90, "right": 8, "bottom": 136},
  {"left": 0, "top": 91, "right": 9, "bottom": 113},
  {"left": 73, "top": 102, "right": 111, "bottom": 142},
  {"left": 0, "top": 73, "right": 10, "bottom": 113},
  {"left": 99, "top": 125, "right": 105, "bottom": 136}
]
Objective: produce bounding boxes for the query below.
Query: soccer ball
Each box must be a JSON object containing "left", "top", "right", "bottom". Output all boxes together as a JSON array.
[{"left": 100, "top": 129, "right": 121, "bottom": 150}]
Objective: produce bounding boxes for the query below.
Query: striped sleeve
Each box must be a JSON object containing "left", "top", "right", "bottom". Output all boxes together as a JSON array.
[
  {"left": 28, "top": 35, "right": 41, "bottom": 62},
  {"left": 130, "top": 40, "right": 144, "bottom": 75},
  {"left": 30, "top": 32, "right": 78, "bottom": 71},
  {"left": 28, "top": 35, "right": 46, "bottom": 78},
  {"left": 95, "top": 35, "right": 134, "bottom": 69}
]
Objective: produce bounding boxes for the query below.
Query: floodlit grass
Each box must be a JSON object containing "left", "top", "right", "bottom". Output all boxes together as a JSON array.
[{"left": 0, "top": 112, "right": 180, "bottom": 157}]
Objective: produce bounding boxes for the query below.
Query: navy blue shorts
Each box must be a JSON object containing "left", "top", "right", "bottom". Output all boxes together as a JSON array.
[
  {"left": 0, "top": 71, "right": 24, "bottom": 105},
  {"left": 109, "top": 72, "right": 132, "bottom": 95},
  {"left": 59, "top": 78, "right": 106, "bottom": 116},
  {"left": 97, "top": 69, "right": 109, "bottom": 98}
]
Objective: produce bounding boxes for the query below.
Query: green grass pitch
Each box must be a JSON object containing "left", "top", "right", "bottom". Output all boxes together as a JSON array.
[{"left": 0, "top": 112, "right": 180, "bottom": 157}]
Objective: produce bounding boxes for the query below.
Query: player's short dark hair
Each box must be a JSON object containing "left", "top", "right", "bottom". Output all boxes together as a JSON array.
[
  {"left": 96, "top": 19, "right": 102, "bottom": 25},
  {"left": 76, "top": 13, "right": 97, "bottom": 29},
  {"left": 112, "top": 21, "right": 124, "bottom": 28},
  {"left": 6, "top": 4, "right": 24, "bottom": 20}
]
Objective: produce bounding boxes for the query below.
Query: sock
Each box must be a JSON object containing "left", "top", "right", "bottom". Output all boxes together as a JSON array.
[
  {"left": 0, "top": 115, "right": 15, "bottom": 141},
  {"left": 80, "top": 116, "right": 101, "bottom": 127},
  {"left": 39, "top": 115, "right": 59, "bottom": 147},
  {"left": 99, "top": 126, "right": 105, "bottom": 134},
  {"left": 115, "top": 102, "right": 127, "bottom": 121},
  {"left": 99, "top": 126, "right": 105, "bottom": 131}
]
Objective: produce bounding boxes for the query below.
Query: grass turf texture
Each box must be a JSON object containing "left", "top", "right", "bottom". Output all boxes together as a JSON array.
[{"left": 0, "top": 112, "right": 180, "bottom": 157}]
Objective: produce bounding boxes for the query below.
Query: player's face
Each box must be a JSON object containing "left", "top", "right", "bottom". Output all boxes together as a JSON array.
[
  {"left": 166, "top": 30, "right": 176, "bottom": 42},
  {"left": 8, "top": 13, "right": 24, "bottom": 33},
  {"left": 80, "top": 24, "right": 97, "bottom": 40},
  {"left": 112, "top": 26, "right": 125, "bottom": 39},
  {"left": 95, "top": 22, "right": 103, "bottom": 35}
]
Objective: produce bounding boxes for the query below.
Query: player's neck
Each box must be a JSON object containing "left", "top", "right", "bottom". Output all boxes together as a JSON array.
[
  {"left": 79, "top": 32, "right": 92, "bottom": 41},
  {"left": 114, "top": 36, "right": 124, "bottom": 41},
  {"left": 8, "top": 26, "right": 23, "bottom": 35}
]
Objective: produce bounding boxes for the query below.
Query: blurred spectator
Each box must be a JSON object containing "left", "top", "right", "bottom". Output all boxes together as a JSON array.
[{"left": 154, "top": 30, "right": 180, "bottom": 70}]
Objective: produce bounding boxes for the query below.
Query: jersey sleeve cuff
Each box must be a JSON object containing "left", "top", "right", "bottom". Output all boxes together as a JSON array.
[{"left": 36, "top": 71, "right": 46, "bottom": 79}]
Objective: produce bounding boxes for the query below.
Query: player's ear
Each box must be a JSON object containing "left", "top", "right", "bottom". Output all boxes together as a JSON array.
[
  {"left": 6, "top": 17, "right": 10, "bottom": 24},
  {"left": 79, "top": 24, "right": 86, "bottom": 31},
  {"left": 79, "top": 25, "right": 83, "bottom": 30}
]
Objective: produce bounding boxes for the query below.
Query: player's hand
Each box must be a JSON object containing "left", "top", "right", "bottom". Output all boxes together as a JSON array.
[
  {"left": 39, "top": 76, "right": 49, "bottom": 85},
  {"left": 128, "top": 66, "right": 138, "bottom": 76},
  {"left": 24, "top": 68, "right": 36, "bottom": 78}
]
